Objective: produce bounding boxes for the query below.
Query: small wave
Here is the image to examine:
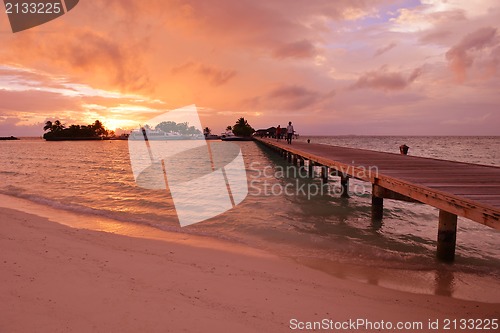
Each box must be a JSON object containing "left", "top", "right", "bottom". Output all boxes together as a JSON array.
[
  {"left": 0, "top": 170, "right": 20, "bottom": 176},
  {"left": 1, "top": 185, "right": 26, "bottom": 196},
  {"left": 0, "top": 189, "right": 179, "bottom": 230}
]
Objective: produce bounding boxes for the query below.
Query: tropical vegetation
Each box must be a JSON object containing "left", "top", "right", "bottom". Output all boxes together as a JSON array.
[
  {"left": 43, "top": 120, "right": 112, "bottom": 140},
  {"left": 154, "top": 121, "right": 201, "bottom": 135},
  {"left": 231, "top": 117, "right": 254, "bottom": 137}
]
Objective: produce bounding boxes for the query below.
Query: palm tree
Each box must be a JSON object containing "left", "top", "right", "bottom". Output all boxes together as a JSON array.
[
  {"left": 235, "top": 117, "right": 247, "bottom": 127},
  {"left": 232, "top": 117, "right": 254, "bottom": 137},
  {"left": 226, "top": 125, "right": 232, "bottom": 131},
  {"left": 42, "top": 120, "right": 64, "bottom": 139},
  {"left": 156, "top": 121, "right": 177, "bottom": 133},
  {"left": 187, "top": 126, "right": 200, "bottom": 136},
  {"left": 53, "top": 120, "right": 65, "bottom": 132},
  {"left": 203, "top": 127, "right": 211, "bottom": 137},
  {"left": 176, "top": 122, "right": 189, "bottom": 134},
  {"left": 43, "top": 121, "right": 53, "bottom": 132},
  {"left": 91, "top": 120, "right": 108, "bottom": 137}
]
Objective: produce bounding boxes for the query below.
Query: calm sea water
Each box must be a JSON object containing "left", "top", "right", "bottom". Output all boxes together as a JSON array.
[{"left": 1, "top": 136, "right": 499, "bottom": 301}]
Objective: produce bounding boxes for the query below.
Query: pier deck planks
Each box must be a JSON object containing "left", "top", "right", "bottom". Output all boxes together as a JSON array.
[{"left": 254, "top": 138, "right": 500, "bottom": 230}]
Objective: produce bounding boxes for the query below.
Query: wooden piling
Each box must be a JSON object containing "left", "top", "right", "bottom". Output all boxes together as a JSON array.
[
  {"left": 322, "top": 166, "right": 329, "bottom": 183},
  {"left": 340, "top": 175, "right": 349, "bottom": 198},
  {"left": 437, "top": 210, "right": 458, "bottom": 262},
  {"left": 372, "top": 196, "right": 384, "bottom": 220},
  {"left": 371, "top": 185, "right": 384, "bottom": 220},
  {"left": 298, "top": 157, "right": 306, "bottom": 176},
  {"left": 308, "top": 161, "right": 315, "bottom": 178}
]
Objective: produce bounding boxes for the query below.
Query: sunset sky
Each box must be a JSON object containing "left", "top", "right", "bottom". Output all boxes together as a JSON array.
[{"left": 1, "top": 0, "right": 499, "bottom": 136}]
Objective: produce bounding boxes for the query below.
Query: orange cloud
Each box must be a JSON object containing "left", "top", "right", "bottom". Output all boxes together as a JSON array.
[
  {"left": 172, "top": 62, "right": 237, "bottom": 86},
  {"left": 243, "top": 84, "right": 335, "bottom": 112},
  {"left": 445, "top": 27, "right": 498, "bottom": 82},
  {"left": 351, "top": 67, "right": 423, "bottom": 91},
  {"left": 273, "top": 40, "right": 317, "bottom": 59},
  {"left": 0, "top": 29, "right": 150, "bottom": 92},
  {"left": 0, "top": 89, "right": 82, "bottom": 114}
]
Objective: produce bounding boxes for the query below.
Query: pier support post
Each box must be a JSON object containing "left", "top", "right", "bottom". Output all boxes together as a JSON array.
[
  {"left": 437, "top": 210, "right": 457, "bottom": 262},
  {"left": 288, "top": 153, "right": 293, "bottom": 163},
  {"left": 371, "top": 196, "right": 384, "bottom": 220},
  {"left": 292, "top": 154, "right": 297, "bottom": 165},
  {"left": 340, "top": 175, "right": 349, "bottom": 197},
  {"left": 298, "top": 158, "right": 307, "bottom": 177},
  {"left": 321, "top": 166, "right": 329, "bottom": 183},
  {"left": 283, "top": 150, "right": 288, "bottom": 160},
  {"left": 308, "top": 161, "right": 315, "bottom": 178},
  {"left": 371, "top": 185, "right": 384, "bottom": 220}
]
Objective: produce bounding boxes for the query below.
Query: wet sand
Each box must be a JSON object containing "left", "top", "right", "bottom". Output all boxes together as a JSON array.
[{"left": 1, "top": 206, "right": 499, "bottom": 332}]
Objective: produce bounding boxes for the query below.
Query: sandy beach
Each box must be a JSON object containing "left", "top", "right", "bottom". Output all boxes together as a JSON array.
[{"left": 1, "top": 206, "right": 499, "bottom": 333}]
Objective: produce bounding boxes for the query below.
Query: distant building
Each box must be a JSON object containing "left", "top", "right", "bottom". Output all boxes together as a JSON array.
[{"left": 254, "top": 127, "right": 277, "bottom": 137}]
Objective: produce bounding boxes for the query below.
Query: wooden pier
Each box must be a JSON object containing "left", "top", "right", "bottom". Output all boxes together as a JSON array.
[{"left": 254, "top": 138, "right": 500, "bottom": 262}]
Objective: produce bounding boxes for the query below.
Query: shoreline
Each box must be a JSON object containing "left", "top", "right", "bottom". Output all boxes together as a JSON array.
[
  {"left": 1, "top": 205, "right": 499, "bottom": 332},
  {"left": 1, "top": 193, "right": 500, "bottom": 305}
]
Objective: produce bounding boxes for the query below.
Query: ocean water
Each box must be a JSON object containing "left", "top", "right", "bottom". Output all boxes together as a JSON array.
[{"left": 1, "top": 136, "right": 499, "bottom": 302}]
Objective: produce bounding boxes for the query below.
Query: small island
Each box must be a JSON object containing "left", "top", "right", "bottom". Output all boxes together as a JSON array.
[
  {"left": 128, "top": 121, "right": 203, "bottom": 140},
  {"left": 0, "top": 136, "right": 19, "bottom": 140},
  {"left": 43, "top": 120, "right": 112, "bottom": 141}
]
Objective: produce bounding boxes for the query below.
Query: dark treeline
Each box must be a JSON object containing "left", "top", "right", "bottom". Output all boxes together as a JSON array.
[{"left": 43, "top": 120, "right": 111, "bottom": 140}]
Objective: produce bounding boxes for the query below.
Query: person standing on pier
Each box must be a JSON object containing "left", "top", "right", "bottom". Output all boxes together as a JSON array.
[
  {"left": 286, "top": 121, "right": 294, "bottom": 144},
  {"left": 276, "top": 125, "right": 281, "bottom": 141}
]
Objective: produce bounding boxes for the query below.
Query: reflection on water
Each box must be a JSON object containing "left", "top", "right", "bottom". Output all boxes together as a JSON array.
[
  {"left": 434, "top": 269, "right": 455, "bottom": 297},
  {"left": 297, "top": 255, "right": 500, "bottom": 303}
]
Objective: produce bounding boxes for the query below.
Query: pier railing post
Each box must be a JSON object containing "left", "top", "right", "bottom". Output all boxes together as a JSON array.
[{"left": 437, "top": 210, "right": 457, "bottom": 262}]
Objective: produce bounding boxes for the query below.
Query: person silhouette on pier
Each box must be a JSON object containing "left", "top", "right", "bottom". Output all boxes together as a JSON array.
[
  {"left": 276, "top": 125, "right": 281, "bottom": 141},
  {"left": 286, "top": 121, "right": 294, "bottom": 144}
]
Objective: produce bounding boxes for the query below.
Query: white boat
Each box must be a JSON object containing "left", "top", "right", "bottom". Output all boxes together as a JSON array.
[
  {"left": 204, "top": 134, "right": 220, "bottom": 140},
  {"left": 220, "top": 132, "right": 253, "bottom": 141},
  {"left": 129, "top": 129, "right": 185, "bottom": 140}
]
